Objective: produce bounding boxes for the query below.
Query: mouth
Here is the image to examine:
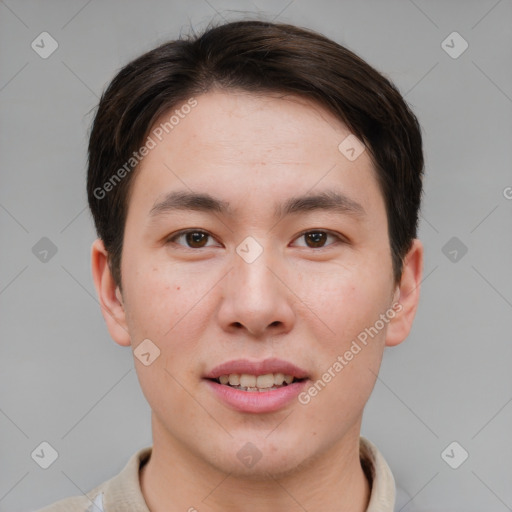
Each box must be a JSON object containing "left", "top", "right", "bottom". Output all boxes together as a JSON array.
[
  {"left": 203, "top": 358, "right": 310, "bottom": 413},
  {"left": 208, "top": 373, "right": 307, "bottom": 392}
]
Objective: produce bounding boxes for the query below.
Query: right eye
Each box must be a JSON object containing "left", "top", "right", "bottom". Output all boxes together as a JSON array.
[{"left": 165, "top": 229, "right": 221, "bottom": 249}]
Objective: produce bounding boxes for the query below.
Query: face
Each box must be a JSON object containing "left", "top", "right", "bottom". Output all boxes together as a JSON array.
[{"left": 94, "top": 89, "right": 421, "bottom": 478}]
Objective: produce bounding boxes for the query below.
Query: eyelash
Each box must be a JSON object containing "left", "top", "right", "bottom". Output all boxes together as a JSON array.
[{"left": 165, "top": 229, "right": 347, "bottom": 250}]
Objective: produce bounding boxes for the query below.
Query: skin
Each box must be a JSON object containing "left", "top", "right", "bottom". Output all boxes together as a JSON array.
[{"left": 92, "top": 89, "right": 423, "bottom": 512}]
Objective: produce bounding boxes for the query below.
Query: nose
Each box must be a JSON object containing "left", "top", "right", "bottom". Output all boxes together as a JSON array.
[{"left": 216, "top": 244, "right": 296, "bottom": 338}]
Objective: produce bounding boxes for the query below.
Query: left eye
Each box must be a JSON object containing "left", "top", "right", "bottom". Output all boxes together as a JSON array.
[{"left": 292, "top": 230, "right": 342, "bottom": 249}]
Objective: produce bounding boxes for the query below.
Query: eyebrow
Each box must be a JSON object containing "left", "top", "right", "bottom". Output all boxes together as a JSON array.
[{"left": 149, "top": 189, "right": 366, "bottom": 220}]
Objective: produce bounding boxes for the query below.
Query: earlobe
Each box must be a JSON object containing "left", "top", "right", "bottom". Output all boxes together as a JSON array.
[
  {"left": 91, "top": 238, "right": 131, "bottom": 347},
  {"left": 385, "top": 239, "right": 423, "bottom": 347}
]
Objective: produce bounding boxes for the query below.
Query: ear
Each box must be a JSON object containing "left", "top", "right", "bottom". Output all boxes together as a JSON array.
[
  {"left": 91, "top": 238, "right": 131, "bottom": 347},
  {"left": 385, "top": 238, "right": 423, "bottom": 347}
]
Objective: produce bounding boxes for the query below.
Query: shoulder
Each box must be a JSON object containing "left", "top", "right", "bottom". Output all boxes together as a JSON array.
[{"left": 34, "top": 446, "right": 152, "bottom": 512}]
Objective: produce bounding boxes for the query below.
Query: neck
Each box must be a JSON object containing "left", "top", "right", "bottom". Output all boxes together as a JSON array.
[{"left": 140, "top": 415, "right": 370, "bottom": 512}]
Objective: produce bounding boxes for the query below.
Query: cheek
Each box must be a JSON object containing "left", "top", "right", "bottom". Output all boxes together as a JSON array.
[
  {"left": 300, "top": 271, "right": 391, "bottom": 413},
  {"left": 121, "top": 264, "right": 172, "bottom": 347},
  {"left": 124, "top": 261, "right": 216, "bottom": 361},
  {"left": 299, "top": 273, "right": 389, "bottom": 406},
  {"left": 125, "top": 265, "right": 204, "bottom": 414},
  {"left": 293, "top": 261, "right": 390, "bottom": 349}
]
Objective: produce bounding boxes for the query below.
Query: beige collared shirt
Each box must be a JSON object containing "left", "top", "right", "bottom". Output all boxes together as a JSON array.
[{"left": 36, "top": 436, "right": 396, "bottom": 511}]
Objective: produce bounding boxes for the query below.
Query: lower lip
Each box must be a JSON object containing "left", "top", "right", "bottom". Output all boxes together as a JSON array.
[{"left": 205, "top": 379, "right": 309, "bottom": 413}]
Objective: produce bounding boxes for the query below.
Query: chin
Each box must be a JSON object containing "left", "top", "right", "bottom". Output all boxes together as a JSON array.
[{"left": 205, "top": 434, "right": 315, "bottom": 480}]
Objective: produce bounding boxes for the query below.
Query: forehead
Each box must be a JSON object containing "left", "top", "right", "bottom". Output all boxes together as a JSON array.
[
  {"left": 128, "top": 89, "right": 384, "bottom": 225},
  {"left": 152, "top": 90, "right": 352, "bottom": 163}
]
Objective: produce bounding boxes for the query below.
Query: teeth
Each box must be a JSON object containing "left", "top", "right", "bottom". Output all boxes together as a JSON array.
[
  {"left": 274, "top": 373, "right": 285, "bottom": 386},
  {"left": 228, "top": 374, "right": 240, "bottom": 386},
  {"left": 239, "top": 374, "right": 256, "bottom": 387},
  {"left": 256, "top": 374, "right": 275, "bottom": 388},
  {"left": 217, "top": 373, "right": 298, "bottom": 389}
]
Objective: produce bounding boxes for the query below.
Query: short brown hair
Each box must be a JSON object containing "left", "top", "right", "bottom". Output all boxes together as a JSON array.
[{"left": 87, "top": 19, "right": 423, "bottom": 289}]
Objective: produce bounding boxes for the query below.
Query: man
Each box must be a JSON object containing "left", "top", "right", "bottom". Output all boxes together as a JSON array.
[{"left": 39, "top": 18, "right": 423, "bottom": 512}]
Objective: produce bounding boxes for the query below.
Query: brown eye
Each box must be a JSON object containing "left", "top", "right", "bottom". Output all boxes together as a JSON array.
[
  {"left": 305, "top": 231, "right": 328, "bottom": 248},
  {"left": 167, "top": 230, "right": 217, "bottom": 248},
  {"left": 185, "top": 231, "right": 208, "bottom": 248},
  {"left": 292, "top": 230, "right": 343, "bottom": 249}
]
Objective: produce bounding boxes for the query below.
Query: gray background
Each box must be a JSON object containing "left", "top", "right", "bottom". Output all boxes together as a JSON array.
[{"left": 1, "top": 1, "right": 511, "bottom": 511}]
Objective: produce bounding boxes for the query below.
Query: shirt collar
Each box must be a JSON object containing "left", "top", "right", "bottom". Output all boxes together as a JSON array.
[
  {"left": 101, "top": 436, "right": 395, "bottom": 511},
  {"left": 360, "top": 436, "right": 396, "bottom": 511}
]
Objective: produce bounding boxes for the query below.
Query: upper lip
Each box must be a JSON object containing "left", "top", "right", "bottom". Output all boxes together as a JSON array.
[{"left": 204, "top": 358, "right": 309, "bottom": 380}]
